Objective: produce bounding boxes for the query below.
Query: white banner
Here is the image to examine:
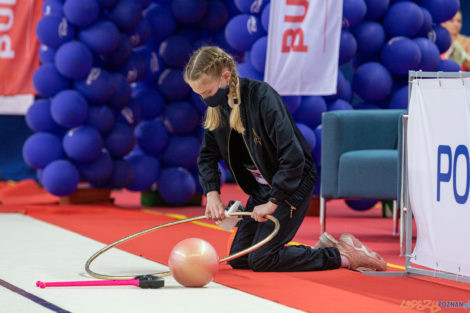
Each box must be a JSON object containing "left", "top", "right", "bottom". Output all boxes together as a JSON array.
[
  {"left": 0, "top": 95, "right": 34, "bottom": 115},
  {"left": 407, "top": 78, "right": 470, "bottom": 277},
  {"left": 264, "top": 0, "right": 342, "bottom": 95}
]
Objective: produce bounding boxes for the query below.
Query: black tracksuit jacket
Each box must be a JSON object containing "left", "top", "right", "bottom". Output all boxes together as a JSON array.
[{"left": 197, "top": 78, "right": 317, "bottom": 211}]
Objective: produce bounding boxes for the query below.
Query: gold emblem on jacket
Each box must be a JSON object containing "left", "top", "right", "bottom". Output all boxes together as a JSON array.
[{"left": 253, "top": 128, "right": 262, "bottom": 145}]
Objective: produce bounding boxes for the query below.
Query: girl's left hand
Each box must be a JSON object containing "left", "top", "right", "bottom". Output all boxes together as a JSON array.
[{"left": 252, "top": 201, "right": 278, "bottom": 222}]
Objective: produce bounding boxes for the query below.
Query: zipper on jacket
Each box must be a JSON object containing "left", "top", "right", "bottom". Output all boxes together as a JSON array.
[{"left": 240, "top": 134, "right": 297, "bottom": 218}]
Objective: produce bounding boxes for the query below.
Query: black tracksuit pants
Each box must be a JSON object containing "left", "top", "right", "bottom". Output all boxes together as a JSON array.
[{"left": 228, "top": 183, "right": 341, "bottom": 272}]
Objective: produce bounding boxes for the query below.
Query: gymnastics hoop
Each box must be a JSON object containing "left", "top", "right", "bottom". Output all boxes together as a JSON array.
[{"left": 85, "top": 212, "right": 280, "bottom": 280}]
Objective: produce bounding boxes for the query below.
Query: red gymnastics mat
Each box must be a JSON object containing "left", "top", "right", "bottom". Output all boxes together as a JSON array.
[{"left": 2, "top": 182, "right": 470, "bottom": 312}]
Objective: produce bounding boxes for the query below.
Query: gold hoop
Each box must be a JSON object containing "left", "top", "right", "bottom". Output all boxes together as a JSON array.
[{"left": 85, "top": 212, "right": 280, "bottom": 280}]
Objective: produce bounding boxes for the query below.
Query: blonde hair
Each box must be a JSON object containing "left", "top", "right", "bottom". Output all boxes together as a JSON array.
[{"left": 184, "top": 46, "right": 245, "bottom": 134}]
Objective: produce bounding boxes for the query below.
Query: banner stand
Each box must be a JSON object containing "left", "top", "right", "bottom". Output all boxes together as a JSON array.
[{"left": 361, "top": 70, "right": 470, "bottom": 284}]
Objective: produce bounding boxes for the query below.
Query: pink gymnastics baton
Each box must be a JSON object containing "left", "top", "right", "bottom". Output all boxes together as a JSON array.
[{"left": 36, "top": 275, "right": 164, "bottom": 289}]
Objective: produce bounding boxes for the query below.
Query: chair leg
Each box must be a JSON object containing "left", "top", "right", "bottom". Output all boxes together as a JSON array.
[
  {"left": 392, "top": 200, "right": 399, "bottom": 236},
  {"left": 320, "top": 196, "right": 326, "bottom": 234}
]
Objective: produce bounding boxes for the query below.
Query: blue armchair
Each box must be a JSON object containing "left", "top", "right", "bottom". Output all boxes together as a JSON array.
[{"left": 320, "top": 109, "right": 406, "bottom": 235}]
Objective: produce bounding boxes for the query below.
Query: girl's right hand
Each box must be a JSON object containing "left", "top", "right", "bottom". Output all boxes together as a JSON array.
[{"left": 205, "top": 191, "right": 226, "bottom": 222}]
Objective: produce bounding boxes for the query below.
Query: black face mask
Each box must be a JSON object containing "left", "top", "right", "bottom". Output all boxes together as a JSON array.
[{"left": 202, "top": 86, "right": 229, "bottom": 108}]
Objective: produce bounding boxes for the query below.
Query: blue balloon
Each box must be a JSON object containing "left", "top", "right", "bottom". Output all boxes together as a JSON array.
[
  {"left": 135, "top": 120, "right": 169, "bottom": 156},
  {"left": 381, "top": 37, "right": 421, "bottom": 76},
  {"left": 159, "top": 35, "right": 192, "bottom": 68},
  {"left": 43, "top": 0, "right": 64, "bottom": 17},
  {"left": 250, "top": 36, "right": 267, "bottom": 73},
  {"left": 51, "top": 90, "right": 88, "bottom": 128},
  {"left": 339, "top": 30, "right": 357, "bottom": 66},
  {"left": 351, "top": 53, "right": 380, "bottom": 71},
  {"left": 391, "top": 76, "right": 408, "bottom": 94},
  {"left": 102, "top": 34, "right": 132, "bottom": 69},
  {"left": 76, "top": 149, "right": 113, "bottom": 185},
  {"left": 337, "top": 70, "right": 346, "bottom": 95},
  {"left": 237, "top": 62, "right": 263, "bottom": 80},
  {"left": 63, "top": 0, "right": 100, "bottom": 27},
  {"left": 158, "top": 167, "right": 196, "bottom": 205},
  {"left": 157, "top": 69, "right": 192, "bottom": 101},
  {"left": 418, "top": 7, "right": 433, "bottom": 37},
  {"left": 352, "top": 62, "right": 392, "bottom": 102},
  {"left": 26, "top": 99, "right": 62, "bottom": 133},
  {"left": 171, "top": 0, "right": 208, "bottom": 24},
  {"left": 225, "top": 0, "right": 241, "bottom": 17},
  {"left": 63, "top": 126, "right": 103, "bottom": 162},
  {"left": 162, "top": 136, "right": 200, "bottom": 168},
  {"left": 129, "top": 18, "right": 152, "bottom": 47},
  {"left": 422, "top": 0, "right": 459, "bottom": 23},
  {"left": 104, "top": 123, "right": 136, "bottom": 158},
  {"left": 192, "top": 126, "right": 205, "bottom": 145},
  {"left": 86, "top": 105, "right": 115, "bottom": 134},
  {"left": 108, "top": 73, "right": 132, "bottom": 109},
  {"left": 145, "top": 4, "right": 177, "bottom": 40},
  {"left": 234, "top": 0, "right": 266, "bottom": 14},
  {"left": 261, "top": 3, "right": 270, "bottom": 33},
  {"left": 116, "top": 98, "right": 142, "bottom": 127},
  {"left": 364, "top": 0, "right": 388, "bottom": 20},
  {"left": 383, "top": 2, "right": 424, "bottom": 37},
  {"left": 55, "top": 41, "right": 93, "bottom": 79},
  {"left": 324, "top": 71, "right": 346, "bottom": 103},
  {"left": 110, "top": 159, "right": 135, "bottom": 188},
  {"left": 389, "top": 86, "right": 408, "bottom": 110},
  {"left": 135, "top": 47, "right": 164, "bottom": 86},
  {"left": 37, "top": 168, "right": 44, "bottom": 183},
  {"left": 353, "top": 102, "right": 383, "bottom": 110},
  {"left": 36, "top": 16, "right": 75, "bottom": 49},
  {"left": 352, "top": 21, "right": 385, "bottom": 58},
  {"left": 39, "top": 45, "right": 56, "bottom": 64},
  {"left": 312, "top": 126, "right": 322, "bottom": 162},
  {"left": 282, "top": 96, "right": 301, "bottom": 115},
  {"left": 33, "top": 64, "right": 70, "bottom": 98},
  {"left": 219, "top": 162, "right": 227, "bottom": 186},
  {"left": 135, "top": 0, "right": 152, "bottom": 9},
  {"left": 328, "top": 99, "right": 353, "bottom": 111},
  {"left": 107, "top": 0, "right": 142, "bottom": 32},
  {"left": 96, "top": 0, "right": 117, "bottom": 8},
  {"left": 78, "top": 20, "right": 120, "bottom": 55},
  {"left": 200, "top": 0, "right": 229, "bottom": 31},
  {"left": 74, "top": 68, "right": 114, "bottom": 104},
  {"left": 23, "top": 133, "right": 64, "bottom": 169},
  {"left": 120, "top": 52, "right": 147, "bottom": 83},
  {"left": 189, "top": 166, "right": 203, "bottom": 194},
  {"left": 213, "top": 29, "right": 245, "bottom": 60},
  {"left": 296, "top": 123, "right": 316, "bottom": 152},
  {"left": 345, "top": 199, "right": 377, "bottom": 211},
  {"left": 42, "top": 160, "right": 80, "bottom": 196},
  {"left": 178, "top": 27, "right": 205, "bottom": 44},
  {"left": 293, "top": 96, "right": 327, "bottom": 130},
  {"left": 414, "top": 38, "right": 440, "bottom": 72},
  {"left": 339, "top": 79, "right": 352, "bottom": 102},
  {"left": 164, "top": 101, "right": 200, "bottom": 135},
  {"left": 133, "top": 87, "right": 165, "bottom": 120},
  {"left": 437, "top": 59, "right": 462, "bottom": 72},
  {"left": 430, "top": 25, "right": 452, "bottom": 53},
  {"left": 125, "top": 154, "right": 160, "bottom": 191},
  {"left": 225, "top": 14, "right": 265, "bottom": 52},
  {"left": 343, "top": 0, "right": 366, "bottom": 29},
  {"left": 190, "top": 92, "right": 207, "bottom": 115}
]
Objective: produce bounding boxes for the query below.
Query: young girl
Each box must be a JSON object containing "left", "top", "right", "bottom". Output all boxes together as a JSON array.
[{"left": 184, "top": 46, "right": 387, "bottom": 272}]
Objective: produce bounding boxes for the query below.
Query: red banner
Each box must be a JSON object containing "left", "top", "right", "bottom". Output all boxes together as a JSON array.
[{"left": 0, "top": 0, "right": 41, "bottom": 96}]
